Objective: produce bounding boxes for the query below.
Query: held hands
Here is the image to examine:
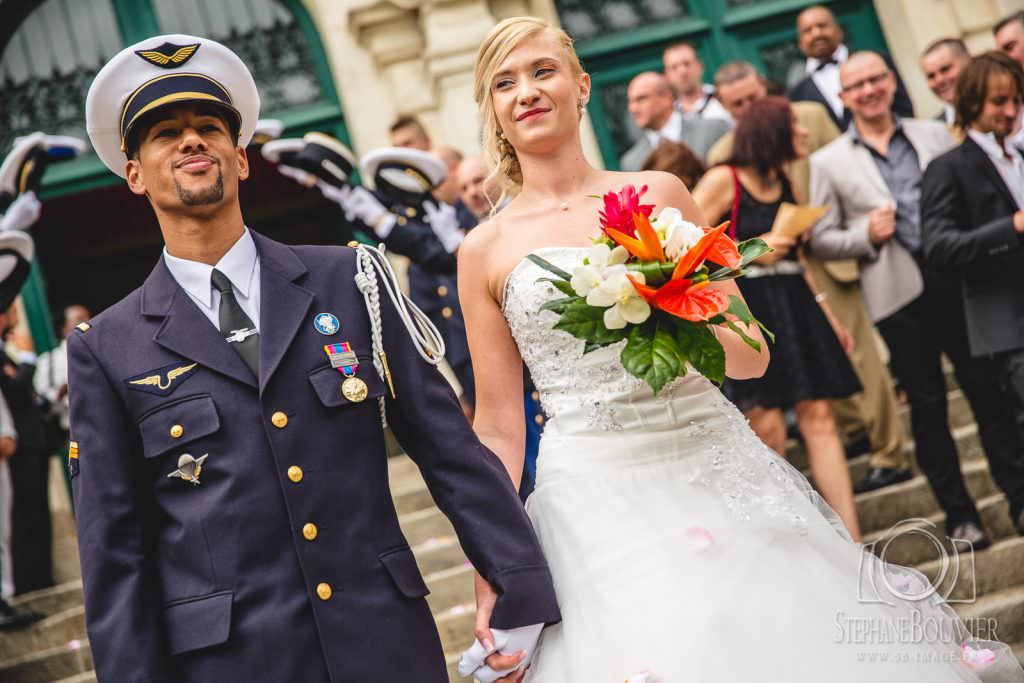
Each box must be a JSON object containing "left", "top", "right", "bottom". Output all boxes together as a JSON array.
[
  {"left": 1013, "top": 211, "right": 1024, "bottom": 234},
  {"left": 755, "top": 232, "right": 796, "bottom": 265},
  {"left": 457, "top": 571, "right": 535, "bottom": 682},
  {"left": 868, "top": 202, "right": 896, "bottom": 245}
]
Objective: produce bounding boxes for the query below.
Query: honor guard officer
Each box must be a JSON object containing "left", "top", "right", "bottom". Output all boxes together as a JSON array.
[
  {"left": 337, "top": 147, "right": 478, "bottom": 409},
  {"left": 74, "top": 33, "right": 559, "bottom": 683}
]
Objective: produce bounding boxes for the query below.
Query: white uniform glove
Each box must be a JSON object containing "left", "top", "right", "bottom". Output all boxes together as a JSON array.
[
  {"left": 326, "top": 184, "right": 398, "bottom": 238},
  {"left": 276, "top": 165, "right": 316, "bottom": 188},
  {"left": 0, "top": 191, "right": 41, "bottom": 232},
  {"left": 423, "top": 200, "right": 465, "bottom": 253},
  {"left": 457, "top": 624, "right": 543, "bottom": 682}
]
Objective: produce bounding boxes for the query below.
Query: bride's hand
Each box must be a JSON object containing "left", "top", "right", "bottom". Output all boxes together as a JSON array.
[{"left": 474, "top": 571, "right": 527, "bottom": 673}]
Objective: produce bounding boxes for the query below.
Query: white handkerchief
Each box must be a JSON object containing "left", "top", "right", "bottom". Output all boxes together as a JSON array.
[{"left": 457, "top": 623, "right": 544, "bottom": 682}]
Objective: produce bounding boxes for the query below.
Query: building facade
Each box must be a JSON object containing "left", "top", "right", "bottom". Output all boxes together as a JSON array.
[{"left": 0, "top": 0, "right": 1021, "bottom": 350}]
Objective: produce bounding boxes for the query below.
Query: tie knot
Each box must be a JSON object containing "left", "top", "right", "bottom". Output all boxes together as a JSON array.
[{"left": 211, "top": 269, "right": 233, "bottom": 295}]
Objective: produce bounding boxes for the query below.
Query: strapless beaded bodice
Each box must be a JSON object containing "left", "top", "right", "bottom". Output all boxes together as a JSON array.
[{"left": 502, "top": 247, "right": 727, "bottom": 436}]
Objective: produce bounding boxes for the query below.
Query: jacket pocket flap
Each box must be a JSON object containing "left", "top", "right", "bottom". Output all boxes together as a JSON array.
[
  {"left": 163, "top": 590, "right": 232, "bottom": 656},
  {"left": 379, "top": 547, "right": 429, "bottom": 599},
  {"left": 307, "top": 361, "right": 386, "bottom": 408},
  {"left": 138, "top": 394, "right": 221, "bottom": 459}
]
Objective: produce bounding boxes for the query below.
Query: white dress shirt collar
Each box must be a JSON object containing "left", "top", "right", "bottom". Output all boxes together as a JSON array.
[
  {"left": 163, "top": 228, "right": 258, "bottom": 309},
  {"left": 805, "top": 43, "right": 849, "bottom": 74},
  {"left": 967, "top": 128, "right": 1024, "bottom": 210},
  {"left": 943, "top": 104, "right": 956, "bottom": 127},
  {"left": 645, "top": 109, "right": 682, "bottom": 148}
]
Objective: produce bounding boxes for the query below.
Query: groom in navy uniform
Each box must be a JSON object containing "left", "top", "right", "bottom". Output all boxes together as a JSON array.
[{"left": 71, "top": 34, "right": 559, "bottom": 683}]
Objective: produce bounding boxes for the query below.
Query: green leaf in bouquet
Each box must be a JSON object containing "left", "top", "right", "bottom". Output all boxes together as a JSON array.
[
  {"left": 722, "top": 320, "right": 762, "bottom": 352},
  {"left": 526, "top": 254, "right": 572, "bottom": 281},
  {"left": 626, "top": 260, "right": 676, "bottom": 286},
  {"left": 540, "top": 296, "right": 579, "bottom": 315},
  {"left": 538, "top": 278, "right": 577, "bottom": 297},
  {"left": 620, "top": 321, "right": 684, "bottom": 394},
  {"left": 726, "top": 295, "right": 775, "bottom": 344},
  {"left": 737, "top": 238, "right": 771, "bottom": 267},
  {"left": 675, "top": 323, "right": 726, "bottom": 385},
  {"left": 553, "top": 300, "right": 629, "bottom": 345}
]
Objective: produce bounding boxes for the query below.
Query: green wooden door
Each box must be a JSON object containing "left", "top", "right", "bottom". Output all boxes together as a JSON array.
[
  {"left": 557, "top": 0, "right": 890, "bottom": 169},
  {"left": 0, "top": 0, "right": 350, "bottom": 350}
]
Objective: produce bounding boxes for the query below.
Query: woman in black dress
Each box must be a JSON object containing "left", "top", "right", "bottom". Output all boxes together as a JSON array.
[{"left": 692, "top": 96, "right": 863, "bottom": 540}]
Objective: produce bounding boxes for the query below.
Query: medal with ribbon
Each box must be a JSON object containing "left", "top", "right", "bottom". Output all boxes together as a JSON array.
[{"left": 324, "top": 342, "right": 368, "bottom": 402}]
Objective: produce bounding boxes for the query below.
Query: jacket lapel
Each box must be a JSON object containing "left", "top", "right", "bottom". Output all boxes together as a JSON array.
[
  {"left": 142, "top": 259, "right": 258, "bottom": 388},
  {"left": 962, "top": 136, "right": 1019, "bottom": 211},
  {"left": 251, "top": 233, "right": 314, "bottom": 394},
  {"left": 845, "top": 136, "right": 891, "bottom": 200}
]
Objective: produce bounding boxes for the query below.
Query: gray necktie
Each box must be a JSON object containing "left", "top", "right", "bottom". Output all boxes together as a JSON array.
[{"left": 211, "top": 269, "right": 259, "bottom": 377}]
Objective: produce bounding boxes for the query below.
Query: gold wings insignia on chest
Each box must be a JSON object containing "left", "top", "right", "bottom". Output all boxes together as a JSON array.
[
  {"left": 129, "top": 362, "right": 198, "bottom": 391},
  {"left": 137, "top": 44, "right": 198, "bottom": 66}
]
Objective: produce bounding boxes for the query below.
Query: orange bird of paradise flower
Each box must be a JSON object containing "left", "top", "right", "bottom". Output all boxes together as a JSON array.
[{"left": 604, "top": 212, "right": 666, "bottom": 263}]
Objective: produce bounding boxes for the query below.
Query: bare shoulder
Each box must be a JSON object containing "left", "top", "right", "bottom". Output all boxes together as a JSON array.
[
  {"left": 696, "top": 165, "right": 732, "bottom": 189},
  {"left": 594, "top": 169, "right": 687, "bottom": 206},
  {"left": 460, "top": 215, "right": 501, "bottom": 261}
]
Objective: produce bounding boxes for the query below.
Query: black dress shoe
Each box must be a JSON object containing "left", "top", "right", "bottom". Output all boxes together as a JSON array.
[
  {"left": 0, "top": 598, "right": 44, "bottom": 630},
  {"left": 853, "top": 467, "right": 913, "bottom": 494},
  {"left": 949, "top": 520, "right": 991, "bottom": 551}
]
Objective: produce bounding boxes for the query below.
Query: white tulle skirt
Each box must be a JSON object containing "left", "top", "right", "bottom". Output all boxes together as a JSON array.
[{"left": 523, "top": 391, "right": 1023, "bottom": 683}]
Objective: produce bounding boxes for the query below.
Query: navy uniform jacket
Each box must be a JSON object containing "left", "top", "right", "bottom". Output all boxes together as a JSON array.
[{"left": 68, "top": 233, "right": 559, "bottom": 683}]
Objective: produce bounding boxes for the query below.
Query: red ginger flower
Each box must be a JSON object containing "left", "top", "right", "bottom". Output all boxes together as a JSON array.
[
  {"left": 599, "top": 185, "right": 655, "bottom": 237},
  {"left": 628, "top": 276, "right": 730, "bottom": 322}
]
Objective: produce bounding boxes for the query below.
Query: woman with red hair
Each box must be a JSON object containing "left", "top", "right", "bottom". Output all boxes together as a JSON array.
[{"left": 693, "top": 96, "right": 863, "bottom": 540}]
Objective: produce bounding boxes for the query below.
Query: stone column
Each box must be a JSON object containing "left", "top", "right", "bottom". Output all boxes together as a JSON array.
[{"left": 874, "top": 0, "right": 1024, "bottom": 117}]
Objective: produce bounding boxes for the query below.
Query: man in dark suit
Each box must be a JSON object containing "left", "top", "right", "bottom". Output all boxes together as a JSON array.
[
  {"left": 74, "top": 34, "right": 559, "bottom": 683},
  {"left": 921, "top": 51, "right": 1024, "bottom": 536},
  {"left": 787, "top": 5, "right": 913, "bottom": 130}
]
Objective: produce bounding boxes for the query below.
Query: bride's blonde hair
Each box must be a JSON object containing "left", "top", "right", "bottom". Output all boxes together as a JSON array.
[{"left": 474, "top": 17, "right": 584, "bottom": 207}]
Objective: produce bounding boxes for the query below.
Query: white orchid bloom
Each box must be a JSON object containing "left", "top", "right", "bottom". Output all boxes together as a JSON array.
[
  {"left": 586, "top": 266, "right": 651, "bottom": 329},
  {"left": 657, "top": 207, "right": 704, "bottom": 261},
  {"left": 570, "top": 243, "right": 629, "bottom": 297}
]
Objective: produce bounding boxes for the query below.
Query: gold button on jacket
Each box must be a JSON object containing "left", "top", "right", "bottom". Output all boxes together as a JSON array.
[
  {"left": 302, "top": 523, "right": 318, "bottom": 541},
  {"left": 436, "top": 285, "right": 448, "bottom": 297},
  {"left": 169, "top": 424, "right": 184, "bottom": 439},
  {"left": 316, "top": 582, "right": 332, "bottom": 600},
  {"left": 271, "top": 411, "right": 288, "bottom": 428},
  {"left": 287, "top": 466, "right": 303, "bottom": 483},
  {"left": 441, "top": 306, "right": 453, "bottom": 319}
]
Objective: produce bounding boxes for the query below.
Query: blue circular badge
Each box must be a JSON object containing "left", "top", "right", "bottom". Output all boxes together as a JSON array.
[{"left": 313, "top": 312, "right": 340, "bottom": 336}]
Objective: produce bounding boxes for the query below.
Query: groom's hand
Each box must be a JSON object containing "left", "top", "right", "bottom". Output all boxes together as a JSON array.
[{"left": 474, "top": 571, "right": 527, "bottom": 672}]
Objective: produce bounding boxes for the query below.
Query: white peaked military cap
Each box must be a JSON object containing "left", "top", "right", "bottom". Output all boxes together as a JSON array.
[
  {"left": 86, "top": 34, "right": 260, "bottom": 178},
  {"left": 0, "top": 132, "right": 87, "bottom": 196},
  {"left": 251, "top": 119, "right": 284, "bottom": 146},
  {"left": 294, "top": 132, "right": 358, "bottom": 188},
  {"left": 260, "top": 138, "right": 305, "bottom": 167},
  {"left": 360, "top": 147, "right": 447, "bottom": 195},
  {"left": 0, "top": 230, "right": 35, "bottom": 311}
]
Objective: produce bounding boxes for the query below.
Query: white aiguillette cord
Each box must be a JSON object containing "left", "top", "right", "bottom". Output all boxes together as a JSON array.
[{"left": 353, "top": 243, "right": 446, "bottom": 428}]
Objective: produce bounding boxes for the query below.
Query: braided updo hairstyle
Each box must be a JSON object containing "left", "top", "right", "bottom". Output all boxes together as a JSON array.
[{"left": 474, "top": 17, "right": 585, "bottom": 210}]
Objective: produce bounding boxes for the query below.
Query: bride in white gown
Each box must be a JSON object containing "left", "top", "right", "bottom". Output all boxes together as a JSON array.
[{"left": 457, "top": 16, "right": 1024, "bottom": 683}]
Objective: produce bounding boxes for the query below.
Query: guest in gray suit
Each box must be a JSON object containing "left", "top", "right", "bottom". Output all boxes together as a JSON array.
[
  {"left": 619, "top": 72, "right": 728, "bottom": 171},
  {"left": 810, "top": 51, "right": 1024, "bottom": 549}
]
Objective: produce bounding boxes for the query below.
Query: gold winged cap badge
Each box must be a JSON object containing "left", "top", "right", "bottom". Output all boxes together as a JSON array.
[
  {"left": 137, "top": 43, "right": 199, "bottom": 66},
  {"left": 129, "top": 362, "right": 198, "bottom": 391}
]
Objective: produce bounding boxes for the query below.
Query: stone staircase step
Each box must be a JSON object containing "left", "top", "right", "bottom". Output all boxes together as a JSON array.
[
  {"left": 8, "top": 581, "right": 83, "bottom": 618},
  {"left": 0, "top": 638, "right": 92, "bottom": 683},
  {"left": 393, "top": 479, "right": 436, "bottom": 516},
  {"left": 412, "top": 535, "right": 467, "bottom": 576},
  {"left": 53, "top": 672, "right": 96, "bottom": 683},
  {"left": 861, "top": 494, "right": 1015, "bottom": 567},
  {"left": 954, "top": 585, "right": 1024, "bottom": 646},
  {"left": 916, "top": 536, "right": 1024, "bottom": 602},
  {"left": 400, "top": 506, "right": 456, "bottom": 548},
  {"left": 426, "top": 564, "right": 474, "bottom": 616},
  {"left": 0, "top": 605, "right": 86, "bottom": 662},
  {"left": 855, "top": 459, "right": 998, "bottom": 535},
  {"left": 388, "top": 453, "right": 422, "bottom": 486},
  {"left": 435, "top": 601, "right": 476, "bottom": 659}
]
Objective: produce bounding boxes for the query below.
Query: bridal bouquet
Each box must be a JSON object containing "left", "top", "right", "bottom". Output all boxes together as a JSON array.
[{"left": 529, "top": 185, "right": 771, "bottom": 392}]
